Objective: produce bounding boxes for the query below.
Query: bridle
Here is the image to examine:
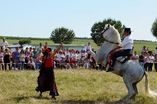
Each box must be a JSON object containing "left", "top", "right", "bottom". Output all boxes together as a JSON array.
[
  {"left": 104, "top": 38, "right": 120, "bottom": 45},
  {"left": 101, "top": 25, "right": 120, "bottom": 45}
]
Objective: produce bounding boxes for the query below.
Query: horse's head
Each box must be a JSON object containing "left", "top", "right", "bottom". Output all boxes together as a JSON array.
[{"left": 102, "top": 25, "right": 121, "bottom": 44}]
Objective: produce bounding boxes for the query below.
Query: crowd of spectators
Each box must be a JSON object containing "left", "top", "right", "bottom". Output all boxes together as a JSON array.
[
  {"left": 131, "top": 46, "right": 157, "bottom": 71},
  {"left": 0, "top": 38, "right": 157, "bottom": 71},
  {"left": 0, "top": 40, "right": 96, "bottom": 70}
]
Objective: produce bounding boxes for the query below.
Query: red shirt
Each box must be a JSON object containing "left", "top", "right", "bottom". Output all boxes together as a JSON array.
[{"left": 43, "top": 57, "right": 54, "bottom": 68}]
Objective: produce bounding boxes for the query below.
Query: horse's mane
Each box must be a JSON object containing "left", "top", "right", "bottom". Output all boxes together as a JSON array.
[{"left": 102, "top": 26, "right": 121, "bottom": 44}]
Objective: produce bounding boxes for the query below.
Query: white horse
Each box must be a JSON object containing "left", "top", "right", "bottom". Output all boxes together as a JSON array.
[{"left": 90, "top": 25, "right": 157, "bottom": 102}]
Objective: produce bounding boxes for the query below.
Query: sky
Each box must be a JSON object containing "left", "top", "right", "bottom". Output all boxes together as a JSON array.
[{"left": 0, "top": 0, "right": 157, "bottom": 41}]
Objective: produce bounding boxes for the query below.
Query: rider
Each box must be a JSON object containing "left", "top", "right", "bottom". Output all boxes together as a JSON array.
[{"left": 107, "top": 27, "right": 134, "bottom": 71}]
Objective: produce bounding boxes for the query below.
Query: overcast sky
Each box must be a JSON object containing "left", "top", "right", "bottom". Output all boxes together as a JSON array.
[{"left": 0, "top": 0, "right": 157, "bottom": 41}]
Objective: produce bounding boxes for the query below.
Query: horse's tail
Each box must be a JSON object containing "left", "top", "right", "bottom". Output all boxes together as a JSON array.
[
  {"left": 144, "top": 71, "right": 149, "bottom": 93},
  {"left": 144, "top": 71, "right": 157, "bottom": 97}
]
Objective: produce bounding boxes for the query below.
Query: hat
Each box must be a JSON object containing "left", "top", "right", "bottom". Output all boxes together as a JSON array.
[{"left": 124, "top": 28, "right": 131, "bottom": 33}]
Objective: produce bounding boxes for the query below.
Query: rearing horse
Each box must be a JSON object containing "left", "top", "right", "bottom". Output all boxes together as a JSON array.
[{"left": 90, "top": 25, "right": 157, "bottom": 102}]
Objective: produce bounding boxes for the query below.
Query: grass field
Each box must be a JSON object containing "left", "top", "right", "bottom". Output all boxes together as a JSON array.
[{"left": 0, "top": 69, "right": 157, "bottom": 104}]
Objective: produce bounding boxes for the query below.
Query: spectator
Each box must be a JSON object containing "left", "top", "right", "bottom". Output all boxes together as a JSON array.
[
  {"left": 25, "top": 47, "right": 31, "bottom": 68},
  {"left": 141, "top": 46, "right": 148, "bottom": 54},
  {"left": 35, "top": 43, "right": 43, "bottom": 57},
  {"left": 144, "top": 51, "right": 154, "bottom": 71},
  {"left": 55, "top": 51, "right": 63, "bottom": 68},
  {"left": 154, "top": 54, "right": 157, "bottom": 71},
  {"left": 0, "top": 47, "right": 4, "bottom": 70},
  {"left": 131, "top": 51, "right": 139, "bottom": 62},
  {"left": 27, "top": 56, "right": 36, "bottom": 70},
  {"left": 35, "top": 50, "right": 43, "bottom": 70},
  {"left": 139, "top": 52, "right": 144, "bottom": 68},
  {"left": 155, "top": 47, "right": 157, "bottom": 55},
  {"left": 0, "top": 37, "right": 9, "bottom": 49},
  {"left": 64, "top": 55, "right": 71, "bottom": 69},
  {"left": 19, "top": 49, "right": 25, "bottom": 70},
  {"left": 144, "top": 52, "right": 150, "bottom": 71},
  {"left": 148, "top": 51, "right": 155, "bottom": 71},
  {"left": 83, "top": 52, "right": 90, "bottom": 69},
  {"left": 83, "top": 42, "right": 92, "bottom": 52},
  {"left": 43, "top": 42, "right": 48, "bottom": 51},
  {"left": 12, "top": 47, "right": 20, "bottom": 70},
  {"left": 3, "top": 48, "right": 11, "bottom": 70}
]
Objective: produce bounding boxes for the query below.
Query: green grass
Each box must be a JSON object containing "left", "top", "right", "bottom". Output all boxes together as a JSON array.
[
  {"left": 0, "top": 69, "right": 157, "bottom": 104},
  {"left": 134, "top": 40, "right": 157, "bottom": 54}
]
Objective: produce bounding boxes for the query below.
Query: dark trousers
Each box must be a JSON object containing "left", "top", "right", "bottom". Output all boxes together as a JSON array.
[
  {"left": 144, "top": 63, "right": 153, "bottom": 71},
  {"left": 111, "top": 49, "right": 132, "bottom": 67}
]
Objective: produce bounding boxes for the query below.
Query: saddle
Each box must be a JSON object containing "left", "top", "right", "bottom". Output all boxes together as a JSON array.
[
  {"left": 107, "top": 50, "right": 132, "bottom": 67},
  {"left": 106, "top": 54, "right": 132, "bottom": 72}
]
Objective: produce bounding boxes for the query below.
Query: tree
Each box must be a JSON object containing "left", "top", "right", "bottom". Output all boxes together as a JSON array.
[
  {"left": 151, "top": 18, "right": 157, "bottom": 39},
  {"left": 18, "top": 39, "right": 31, "bottom": 46},
  {"left": 90, "top": 18, "right": 124, "bottom": 46},
  {"left": 50, "top": 27, "right": 75, "bottom": 44}
]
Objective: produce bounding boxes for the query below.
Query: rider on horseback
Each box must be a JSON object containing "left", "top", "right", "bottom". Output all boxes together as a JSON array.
[{"left": 107, "top": 27, "right": 134, "bottom": 72}]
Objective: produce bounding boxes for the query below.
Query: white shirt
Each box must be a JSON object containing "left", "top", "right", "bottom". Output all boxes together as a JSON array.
[
  {"left": 122, "top": 35, "right": 133, "bottom": 49},
  {"left": 83, "top": 44, "right": 92, "bottom": 51}
]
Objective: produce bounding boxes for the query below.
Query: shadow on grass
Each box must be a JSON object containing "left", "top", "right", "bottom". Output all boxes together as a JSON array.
[
  {"left": 58, "top": 100, "right": 117, "bottom": 104},
  {"left": 12, "top": 96, "right": 147, "bottom": 104},
  {"left": 12, "top": 95, "right": 51, "bottom": 102},
  {"left": 12, "top": 96, "right": 118, "bottom": 104}
]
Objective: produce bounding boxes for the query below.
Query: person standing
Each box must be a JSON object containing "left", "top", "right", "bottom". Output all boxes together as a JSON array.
[
  {"left": 131, "top": 51, "right": 139, "bottom": 62},
  {"left": 83, "top": 42, "right": 92, "bottom": 52},
  {"left": 147, "top": 51, "right": 155, "bottom": 71},
  {"left": 3, "top": 48, "right": 11, "bottom": 70},
  {"left": 154, "top": 47, "right": 157, "bottom": 55},
  {"left": 154, "top": 54, "right": 157, "bottom": 71},
  {"left": 12, "top": 47, "right": 20, "bottom": 70},
  {"left": 139, "top": 52, "right": 145, "bottom": 68},
  {"left": 0, "top": 48, "right": 4, "bottom": 70},
  {"left": 1, "top": 38, "right": 9, "bottom": 49},
  {"left": 19, "top": 49, "right": 25, "bottom": 70},
  {"left": 36, "top": 42, "right": 63, "bottom": 99}
]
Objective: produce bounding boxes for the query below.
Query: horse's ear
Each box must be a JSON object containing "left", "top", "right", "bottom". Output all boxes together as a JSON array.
[
  {"left": 104, "top": 24, "right": 110, "bottom": 29},
  {"left": 107, "top": 24, "right": 110, "bottom": 28}
]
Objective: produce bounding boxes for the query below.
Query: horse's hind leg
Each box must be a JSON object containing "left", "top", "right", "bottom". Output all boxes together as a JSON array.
[
  {"left": 120, "top": 76, "right": 137, "bottom": 102},
  {"left": 131, "top": 82, "right": 138, "bottom": 100}
]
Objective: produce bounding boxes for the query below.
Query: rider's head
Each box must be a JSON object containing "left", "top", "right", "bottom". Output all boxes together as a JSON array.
[{"left": 123, "top": 28, "right": 131, "bottom": 36}]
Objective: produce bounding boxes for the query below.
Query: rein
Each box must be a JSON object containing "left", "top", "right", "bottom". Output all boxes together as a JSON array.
[{"left": 104, "top": 38, "right": 120, "bottom": 45}]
